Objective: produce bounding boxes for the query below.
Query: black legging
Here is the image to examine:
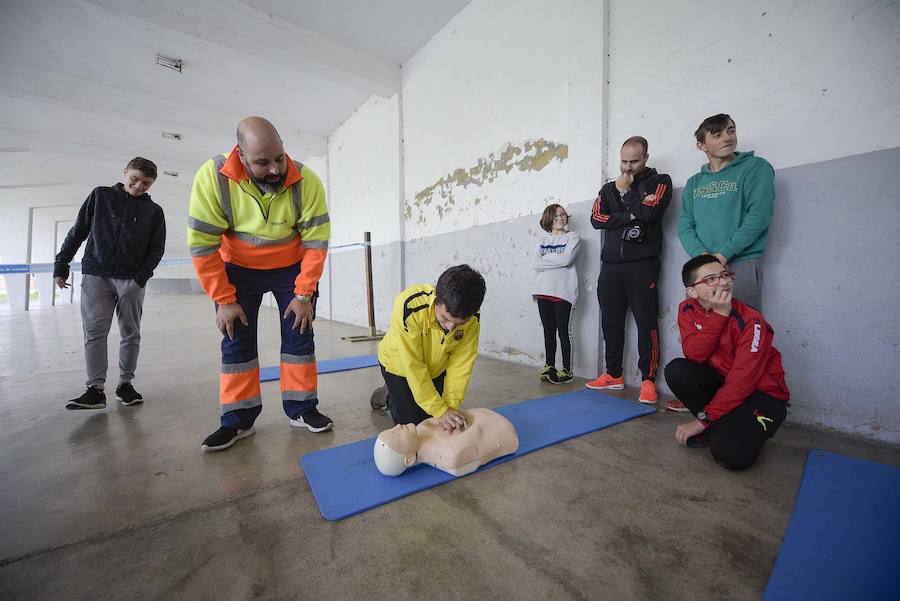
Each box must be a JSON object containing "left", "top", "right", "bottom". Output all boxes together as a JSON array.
[{"left": 537, "top": 298, "right": 573, "bottom": 371}]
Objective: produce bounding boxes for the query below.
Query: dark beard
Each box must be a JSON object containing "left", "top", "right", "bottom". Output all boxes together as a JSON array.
[{"left": 253, "top": 174, "right": 285, "bottom": 194}]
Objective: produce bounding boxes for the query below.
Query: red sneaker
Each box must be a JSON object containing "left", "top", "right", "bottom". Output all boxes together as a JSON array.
[
  {"left": 665, "top": 398, "right": 690, "bottom": 413},
  {"left": 638, "top": 381, "right": 658, "bottom": 404},
  {"left": 585, "top": 373, "right": 625, "bottom": 390}
]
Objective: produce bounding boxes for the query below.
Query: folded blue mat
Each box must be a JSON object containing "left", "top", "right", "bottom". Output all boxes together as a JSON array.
[
  {"left": 300, "top": 389, "right": 655, "bottom": 520},
  {"left": 763, "top": 449, "right": 900, "bottom": 601},
  {"left": 260, "top": 353, "right": 379, "bottom": 382}
]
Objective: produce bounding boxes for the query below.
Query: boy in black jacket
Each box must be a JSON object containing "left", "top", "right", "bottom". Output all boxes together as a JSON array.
[
  {"left": 587, "top": 137, "right": 672, "bottom": 404},
  {"left": 54, "top": 157, "right": 166, "bottom": 410}
]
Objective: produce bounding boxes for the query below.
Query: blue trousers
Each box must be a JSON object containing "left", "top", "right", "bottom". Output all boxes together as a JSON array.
[{"left": 218, "top": 263, "right": 318, "bottom": 429}]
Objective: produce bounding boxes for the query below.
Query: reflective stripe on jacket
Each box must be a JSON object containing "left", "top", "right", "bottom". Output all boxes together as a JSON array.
[
  {"left": 378, "top": 285, "right": 480, "bottom": 417},
  {"left": 187, "top": 145, "right": 329, "bottom": 303}
]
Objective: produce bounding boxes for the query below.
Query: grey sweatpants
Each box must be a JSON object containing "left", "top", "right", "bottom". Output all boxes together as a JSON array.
[
  {"left": 80, "top": 275, "right": 146, "bottom": 389},
  {"left": 730, "top": 259, "right": 764, "bottom": 311}
]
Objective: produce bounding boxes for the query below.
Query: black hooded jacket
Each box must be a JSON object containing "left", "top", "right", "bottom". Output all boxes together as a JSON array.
[{"left": 54, "top": 183, "right": 166, "bottom": 287}]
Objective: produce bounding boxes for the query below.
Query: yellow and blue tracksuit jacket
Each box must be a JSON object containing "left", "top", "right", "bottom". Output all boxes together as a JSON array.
[{"left": 378, "top": 285, "right": 480, "bottom": 417}]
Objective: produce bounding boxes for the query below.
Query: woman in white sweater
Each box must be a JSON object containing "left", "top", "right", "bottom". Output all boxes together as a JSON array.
[{"left": 533, "top": 204, "right": 581, "bottom": 383}]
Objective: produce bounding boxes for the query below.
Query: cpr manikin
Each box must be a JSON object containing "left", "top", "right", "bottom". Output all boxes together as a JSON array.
[{"left": 373, "top": 408, "right": 519, "bottom": 477}]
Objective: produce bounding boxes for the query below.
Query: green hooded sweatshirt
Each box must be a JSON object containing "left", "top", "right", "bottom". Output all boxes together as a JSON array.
[{"left": 678, "top": 151, "right": 775, "bottom": 263}]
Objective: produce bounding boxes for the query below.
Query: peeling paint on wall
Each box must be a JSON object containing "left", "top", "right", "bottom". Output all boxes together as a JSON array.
[{"left": 407, "top": 139, "right": 568, "bottom": 226}]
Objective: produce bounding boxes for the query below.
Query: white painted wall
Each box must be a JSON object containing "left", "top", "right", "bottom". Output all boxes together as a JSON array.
[
  {"left": 327, "top": 94, "right": 401, "bottom": 246},
  {"left": 322, "top": 93, "right": 403, "bottom": 329},
  {"left": 605, "top": 0, "right": 900, "bottom": 182},
  {"left": 320, "top": 0, "right": 900, "bottom": 442},
  {"left": 402, "top": 0, "right": 574, "bottom": 240}
]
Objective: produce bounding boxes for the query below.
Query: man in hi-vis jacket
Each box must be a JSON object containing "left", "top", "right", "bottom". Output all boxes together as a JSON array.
[{"left": 188, "top": 117, "right": 332, "bottom": 452}]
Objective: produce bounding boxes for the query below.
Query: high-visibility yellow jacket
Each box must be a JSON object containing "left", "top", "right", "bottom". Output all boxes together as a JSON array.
[
  {"left": 187, "top": 146, "right": 329, "bottom": 304},
  {"left": 378, "top": 285, "right": 480, "bottom": 417}
]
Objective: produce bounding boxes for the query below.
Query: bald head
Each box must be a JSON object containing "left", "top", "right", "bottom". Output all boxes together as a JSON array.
[
  {"left": 236, "top": 116, "right": 281, "bottom": 150},
  {"left": 236, "top": 117, "right": 287, "bottom": 192}
]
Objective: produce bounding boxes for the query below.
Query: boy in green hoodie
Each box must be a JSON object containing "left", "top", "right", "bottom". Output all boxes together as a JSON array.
[{"left": 678, "top": 114, "right": 775, "bottom": 309}]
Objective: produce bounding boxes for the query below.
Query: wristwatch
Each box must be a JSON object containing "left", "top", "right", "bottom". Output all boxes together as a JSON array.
[
  {"left": 697, "top": 410, "right": 710, "bottom": 426},
  {"left": 295, "top": 294, "right": 313, "bottom": 303}
]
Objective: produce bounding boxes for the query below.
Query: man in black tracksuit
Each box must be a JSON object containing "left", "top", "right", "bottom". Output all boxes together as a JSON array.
[
  {"left": 54, "top": 157, "right": 166, "bottom": 410},
  {"left": 587, "top": 137, "right": 672, "bottom": 404}
]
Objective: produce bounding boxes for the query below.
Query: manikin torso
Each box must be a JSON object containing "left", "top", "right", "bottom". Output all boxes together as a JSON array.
[{"left": 374, "top": 408, "right": 519, "bottom": 477}]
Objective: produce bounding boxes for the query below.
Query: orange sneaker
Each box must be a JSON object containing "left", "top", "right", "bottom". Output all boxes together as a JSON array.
[
  {"left": 665, "top": 398, "right": 689, "bottom": 413},
  {"left": 638, "top": 381, "right": 658, "bottom": 404},
  {"left": 585, "top": 373, "right": 625, "bottom": 390}
]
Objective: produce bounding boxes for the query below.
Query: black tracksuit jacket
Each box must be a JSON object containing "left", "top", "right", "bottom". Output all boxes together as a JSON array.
[
  {"left": 590, "top": 167, "right": 672, "bottom": 263},
  {"left": 54, "top": 183, "right": 166, "bottom": 287}
]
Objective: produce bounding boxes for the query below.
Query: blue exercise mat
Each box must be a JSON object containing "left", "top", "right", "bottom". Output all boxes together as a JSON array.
[
  {"left": 763, "top": 449, "right": 900, "bottom": 601},
  {"left": 300, "top": 389, "right": 655, "bottom": 520},
  {"left": 259, "top": 353, "right": 379, "bottom": 381}
]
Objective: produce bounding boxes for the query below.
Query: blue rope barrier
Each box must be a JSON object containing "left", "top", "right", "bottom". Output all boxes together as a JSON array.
[{"left": 0, "top": 243, "right": 371, "bottom": 275}]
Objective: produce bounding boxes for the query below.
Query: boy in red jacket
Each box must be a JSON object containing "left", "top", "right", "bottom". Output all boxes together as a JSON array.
[{"left": 664, "top": 255, "right": 789, "bottom": 469}]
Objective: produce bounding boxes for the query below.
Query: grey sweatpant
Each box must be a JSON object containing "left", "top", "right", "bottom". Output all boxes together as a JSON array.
[
  {"left": 80, "top": 275, "right": 146, "bottom": 389},
  {"left": 730, "top": 259, "right": 764, "bottom": 311}
]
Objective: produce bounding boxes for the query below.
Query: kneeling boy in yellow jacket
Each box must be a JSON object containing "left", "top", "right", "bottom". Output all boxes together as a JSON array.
[{"left": 372, "top": 265, "right": 486, "bottom": 433}]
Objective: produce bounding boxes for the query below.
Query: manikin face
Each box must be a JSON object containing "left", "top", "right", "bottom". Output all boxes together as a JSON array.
[
  {"left": 373, "top": 424, "right": 419, "bottom": 476},
  {"left": 686, "top": 261, "right": 735, "bottom": 305},
  {"left": 434, "top": 303, "right": 471, "bottom": 333},
  {"left": 698, "top": 120, "right": 737, "bottom": 161},
  {"left": 620, "top": 143, "right": 648, "bottom": 178},
  {"left": 238, "top": 138, "right": 288, "bottom": 193},
  {"left": 122, "top": 168, "right": 155, "bottom": 197}
]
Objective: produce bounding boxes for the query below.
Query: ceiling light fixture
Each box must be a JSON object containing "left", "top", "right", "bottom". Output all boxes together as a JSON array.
[
  {"left": 155, "top": 53, "right": 183, "bottom": 73},
  {"left": 163, "top": 170, "right": 179, "bottom": 177},
  {"left": 161, "top": 131, "right": 182, "bottom": 140}
]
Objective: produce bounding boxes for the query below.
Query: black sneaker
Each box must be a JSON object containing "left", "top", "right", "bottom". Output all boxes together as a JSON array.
[
  {"left": 686, "top": 431, "right": 711, "bottom": 448},
  {"left": 201, "top": 426, "right": 255, "bottom": 452},
  {"left": 552, "top": 369, "right": 574, "bottom": 384},
  {"left": 290, "top": 408, "right": 334, "bottom": 433},
  {"left": 540, "top": 365, "right": 554, "bottom": 382},
  {"left": 115, "top": 383, "right": 143, "bottom": 406},
  {"left": 66, "top": 387, "right": 107, "bottom": 410},
  {"left": 370, "top": 386, "right": 389, "bottom": 412}
]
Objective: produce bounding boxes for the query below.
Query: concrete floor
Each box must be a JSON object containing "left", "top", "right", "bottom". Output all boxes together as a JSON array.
[{"left": 0, "top": 293, "right": 898, "bottom": 601}]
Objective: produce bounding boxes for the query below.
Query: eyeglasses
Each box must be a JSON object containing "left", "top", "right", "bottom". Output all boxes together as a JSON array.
[{"left": 689, "top": 271, "right": 735, "bottom": 287}]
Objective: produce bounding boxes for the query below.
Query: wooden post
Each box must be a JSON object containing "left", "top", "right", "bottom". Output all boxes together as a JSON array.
[{"left": 342, "top": 232, "right": 384, "bottom": 342}]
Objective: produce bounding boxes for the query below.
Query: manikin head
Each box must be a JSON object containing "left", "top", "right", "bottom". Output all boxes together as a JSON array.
[{"left": 373, "top": 423, "right": 420, "bottom": 476}]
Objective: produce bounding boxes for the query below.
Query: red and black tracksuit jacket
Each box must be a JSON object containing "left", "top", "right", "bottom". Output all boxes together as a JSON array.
[{"left": 678, "top": 297, "right": 790, "bottom": 423}]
